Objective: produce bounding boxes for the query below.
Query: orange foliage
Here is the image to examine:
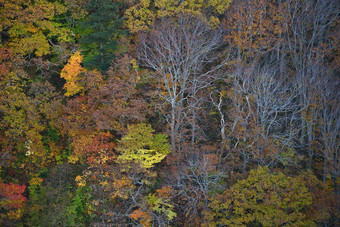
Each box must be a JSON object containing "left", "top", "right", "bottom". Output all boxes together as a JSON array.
[
  {"left": 130, "top": 208, "right": 152, "bottom": 227},
  {"left": 111, "top": 176, "right": 134, "bottom": 200},
  {"left": 226, "top": 0, "right": 283, "bottom": 59},
  {"left": 156, "top": 186, "right": 173, "bottom": 198},
  {"left": 86, "top": 132, "right": 116, "bottom": 165}
]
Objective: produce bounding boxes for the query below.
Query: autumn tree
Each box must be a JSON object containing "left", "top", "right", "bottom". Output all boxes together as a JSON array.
[
  {"left": 73, "top": 123, "right": 172, "bottom": 225},
  {"left": 60, "top": 51, "right": 86, "bottom": 97},
  {"left": 59, "top": 54, "right": 146, "bottom": 164},
  {"left": 299, "top": 171, "right": 339, "bottom": 225},
  {"left": 0, "top": 182, "right": 27, "bottom": 224},
  {"left": 206, "top": 166, "right": 314, "bottom": 226},
  {"left": 0, "top": 54, "right": 70, "bottom": 226},
  {"left": 0, "top": 0, "right": 70, "bottom": 57},
  {"left": 115, "top": 124, "right": 174, "bottom": 226},
  {"left": 130, "top": 186, "right": 176, "bottom": 226},
  {"left": 116, "top": 123, "right": 171, "bottom": 170},
  {"left": 226, "top": 0, "right": 283, "bottom": 64},
  {"left": 0, "top": 73, "right": 64, "bottom": 175},
  {"left": 125, "top": 0, "right": 231, "bottom": 33},
  {"left": 89, "top": 55, "right": 146, "bottom": 133}
]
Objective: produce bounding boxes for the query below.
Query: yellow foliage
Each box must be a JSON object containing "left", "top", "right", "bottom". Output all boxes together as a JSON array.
[
  {"left": 129, "top": 189, "right": 177, "bottom": 226},
  {"left": 125, "top": 0, "right": 231, "bottom": 32},
  {"left": 68, "top": 155, "right": 80, "bottom": 164},
  {"left": 75, "top": 175, "right": 86, "bottom": 187},
  {"left": 0, "top": 0, "right": 70, "bottom": 56},
  {"left": 206, "top": 166, "right": 315, "bottom": 226},
  {"left": 1, "top": 208, "right": 24, "bottom": 221},
  {"left": 28, "top": 177, "right": 43, "bottom": 186},
  {"left": 116, "top": 123, "right": 171, "bottom": 170},
  {"left": 60, "top": 52, "right": 85, "bottom": 96},
  {"left": 146, "top": 192, "right": 177, "bottom": 221}
]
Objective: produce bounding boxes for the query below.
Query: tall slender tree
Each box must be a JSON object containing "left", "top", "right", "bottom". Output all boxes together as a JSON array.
[{"left": 80, "top": 0, "right": 124, "bottom": 71}]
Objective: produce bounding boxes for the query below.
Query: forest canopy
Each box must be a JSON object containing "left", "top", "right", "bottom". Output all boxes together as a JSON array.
[{"left": 0, "top": 0, "right": 339, "bottom": 226}]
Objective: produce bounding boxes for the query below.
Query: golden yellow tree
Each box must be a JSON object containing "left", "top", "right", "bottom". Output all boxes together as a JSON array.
[{"left": 60, "top": 52, "right": 85, "bottom": 97}]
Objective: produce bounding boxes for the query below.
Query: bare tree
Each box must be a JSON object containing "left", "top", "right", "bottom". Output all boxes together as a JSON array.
[
  {"left": 137, "top": 15, "right": 225, "bottom": 153},
  {"left": 209, "top": 91, "right": 228, "bottom": 146},
  {"left": 223, "top": 65, "right": 302, "bottom": 171},
  {"left": 320, "top": 100, "right": 340, "bottom": 194},
  {"left": 164, "top": 150, "right": 224, "bottom": 225},
  {"left": 279, "top": 0, "right": 340, "bottom": 168},
  {"left": 316, "top": 73, "right": 340, "bottom": 194}
]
